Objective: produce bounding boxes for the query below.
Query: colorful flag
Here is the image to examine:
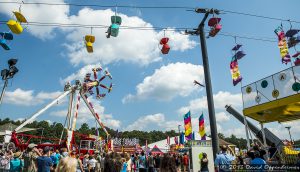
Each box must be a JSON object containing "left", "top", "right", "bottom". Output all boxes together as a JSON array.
[
  {"left": 230, "top": 59, "right": 242, "bottom": 86},
  {"left": 184, "top": 111, "right": 193, "bottom": 140},
  {"left": 275, "top": 26, "right": 291, "bottom": 64},
  {"left": 199, "top": 113, "right": 206, "bottom": 140},
  {"left": 179, "top": 132, "right": 185, "bottom": 144}
]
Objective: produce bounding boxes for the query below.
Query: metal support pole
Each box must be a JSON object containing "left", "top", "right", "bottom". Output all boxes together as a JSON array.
[
  {"left": 66, "top": 92, "right": 74, "bottom": 130},
  {"left": 0, "top": 79, "right": 8, "bottom": 105},
  {"left": 243, "top": 116, "right": 251, "bottom": 149},
  {"left": 199, "top": 12, "right": 219, "bottom": 159},
  {"left": 260, "top": 123, "right": 267, "bottom": 147},
  {"left": 15, "top": 90, "right": 71, "bottom": 132},
  {"left": 286, "top": 127, "right": 292, "bottom": 142}
]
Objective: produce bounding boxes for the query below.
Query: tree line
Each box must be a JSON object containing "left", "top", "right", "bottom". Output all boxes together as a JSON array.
[{"left": 0, "top": 118, "right": 252, "bottom": 149}]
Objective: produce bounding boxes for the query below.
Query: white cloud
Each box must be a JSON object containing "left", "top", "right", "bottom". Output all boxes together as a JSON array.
[
  {"left": 123, "top": 62, "right": 204, "bottom": 103},
  {"left": 178, "top": 91, "right": 242, "bottom": 115},
  {"left": 50, "top": 96, "right": 120, "bottom": 129},
  {"left": 4, "top": 88, "right": 62, "bottom": 106},
  {"left": 124, "top": 113, "right": 165, "bottom": 131},
  {"left": 216, "top": 112, "right": 230, "bottom": 122},
  {"left": 0, "top": 0, "right": 70, "bottom": 39},
  {"left": 267, "top": 121, "right": 300, "bottom": 140}
]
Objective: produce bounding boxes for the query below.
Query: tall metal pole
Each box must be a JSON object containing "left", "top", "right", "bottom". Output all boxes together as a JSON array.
[
  {"left": 0, "top": 79, "right": 8, "bottom": 105},
  {"left": 199, "top": 12, "right": 219, "bottom": 159},
  {"left": 285, "top": 126, "right": 292, "bottom": 142}
]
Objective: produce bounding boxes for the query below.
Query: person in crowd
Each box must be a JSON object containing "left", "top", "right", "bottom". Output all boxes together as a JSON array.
[
  {"left": 182, "top": 152, "right": 189, "bottom": 172},
  {"left": 296, "top": 153, "right": 300, "bottom": 168},
  {"left": 56, "top": 156, "right": 77, "bottom": 172},
  {"left": 55, "top": 150, "right": 61, "bottom": 166},
  {"left": 148, "top": 152, "right": 154, "bottom": 172},
  {"left": 23, "top": 143, "right": 41, "bottom": 172},
  {"left": 49, "top": 148, "right": 58, "bottom": 171},
  {"left": 76, "top": 154, "right": 84, "bottom": 172},
  {"left": 125, "top": 153, "right": 132, "bottom": 172},
  {"left": 100, "top": 153, "right": 105, "bottom": 172},
  {"left": 138, "top": 151, "right": 146, "bottom": 172},
  {"left": 82, "top": 154, "right": 89, "bottom": 171},
  {"left": 88, "top": 155, "right": 97, "bottom": 172},
  {"left": 174, "top": 154, "right": 180, "bottom": 172},
  {"left": 115, "top": 153, "right": 123, "bottom": 172},
  {"left": 268, "top": 143, "right": 277, "bottom": 160},
  {"left": 121, "top": 158, "right": 128, "bottom": 172},
  {"left": 104, "top": 153, "right": 115, "bottom": 172},
  {"left": 237, "top": 155, "right": 244, "bottom": 165},
  {"left": 253, "top": 145, "right": 266, "bottom": 160},
  {"left": 60, "top": 148, "right": 69, "bottom": 158},
  {"left": 9, "top": 151, "right": 23, "bottom": 172},
  {"left": 94, "top": 151, "right": 101, "bottom": 172},
  {"left": 0, "top": 150, "right": 12, "bottom": 171},
  {"left": 37, "top": 146, "right": 53, "bottom": 172},
  {"left": 214, "top": 145, "right": 235, "bottom": 172},
  {"left": 250, "top": 151, "right": 266, "bottom": 172},
  {"left": 154, "top": 154, "right": 161, "bottom": 172},
  {"left": 160, "top": 154, "right": 176, "bottom": 172},
  {"left": 200, "top": 153, "right": 209, "bottom": 172}
]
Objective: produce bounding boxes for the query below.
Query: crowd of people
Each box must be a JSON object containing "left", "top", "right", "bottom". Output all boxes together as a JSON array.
[
  {"left": 0, "top": 143, "right": 191, "bottom": 172},
  {"left": 0, "top": 143, "right": 300, "bottom": 172}
]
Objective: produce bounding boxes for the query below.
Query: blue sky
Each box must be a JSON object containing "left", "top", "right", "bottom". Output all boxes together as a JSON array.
[{"left": 0, "top": 0, "right": 300, "bottom": 140}]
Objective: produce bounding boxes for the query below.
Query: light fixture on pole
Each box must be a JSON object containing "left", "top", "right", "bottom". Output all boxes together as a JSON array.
[
  {"left": 285, "top": 126, "right": 292, "bottom": 142},
  {"left": 0, "top": 58, "right": 19, "bottom": 104},
  {"left": 185, "top": 8, "right": 220, "bottom": 159}
]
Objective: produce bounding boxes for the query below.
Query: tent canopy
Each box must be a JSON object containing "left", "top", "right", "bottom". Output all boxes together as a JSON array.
[{"left": 150, "top": 145, "right": 163, "bottom": 155}]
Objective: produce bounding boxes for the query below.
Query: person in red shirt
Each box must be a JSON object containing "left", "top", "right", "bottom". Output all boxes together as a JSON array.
[{"left": 182, "top": 153, "right": 189, "bottom": 172}]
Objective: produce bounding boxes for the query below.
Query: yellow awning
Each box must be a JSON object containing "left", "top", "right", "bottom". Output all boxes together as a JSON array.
[{"left": 243, "top": 93, "right": 300, "bottom": 123}]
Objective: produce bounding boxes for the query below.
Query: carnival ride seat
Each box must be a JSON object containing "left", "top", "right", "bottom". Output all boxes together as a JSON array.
[
  {"left": 7, "top": 11, "right": 27, "bottom": 34},
  {"left": 106, "top": 16, "right": 122, "bottom": 38},
  {"left": 0, "top": 32, "right": 13, "bottom": 50},
  {"left": 85, "top": 35, "right": 95, "bottom": 53},
  {"left": 208, "top": 17, "right": 222, "bottom": 37},
  {"left": 159, "top": 37, "right": 170, "bottom": 54}
]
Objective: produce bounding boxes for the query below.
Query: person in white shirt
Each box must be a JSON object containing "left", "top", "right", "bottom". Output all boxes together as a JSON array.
[{"left": 88, "top": 155, "right": 97, "bottom": 172}]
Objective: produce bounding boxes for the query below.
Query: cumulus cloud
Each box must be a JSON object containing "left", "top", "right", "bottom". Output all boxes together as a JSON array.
[
  {"left": 178, "top": 91, "right": 242, "bottom": 115},
  {"left": 124, "top": 113, "right": 182, "bottom": 131},
  {"left": 268, "top": 121, "right": 300, "bottom": 140},
  {"left": 216, "top": 112, "right": 230, "bottom": 122},
  {"left": 0, "top": 0, "right": 70, "bottom": 39},
  {"left": 123, "top": 62, "right": 204, "bottom": 103},
  {"left": 50, "top": 96, "right": 121, "bottom": 129},
  {"left": 4, "top": 88, "right": 62, "bottom": 106}
]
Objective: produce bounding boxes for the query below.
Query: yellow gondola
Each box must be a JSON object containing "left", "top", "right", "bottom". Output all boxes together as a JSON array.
[
  {"left": 6, "top": 11, "right": 27, "bottom": 34},
  {"left": 85, "top": 35, "right": 95, "bottom": 53}
]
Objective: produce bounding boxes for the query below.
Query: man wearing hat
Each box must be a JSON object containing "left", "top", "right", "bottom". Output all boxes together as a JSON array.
[
  {"left": 214, "top": 145, "right": 235, "bottom": 172},
  {"left": 37, "top": 146, "right": 53, "bottom": 172},
  {"left": 10, "top": 151, "right": 23, "bottom": 171},
  {"left": 24, "top": 143, "right": 41, "bottom": 172}
]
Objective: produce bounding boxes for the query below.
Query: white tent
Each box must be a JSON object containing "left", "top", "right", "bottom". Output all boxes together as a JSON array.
[{"left": 147, "top": 133, "right": 211, "bottom": 153}]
